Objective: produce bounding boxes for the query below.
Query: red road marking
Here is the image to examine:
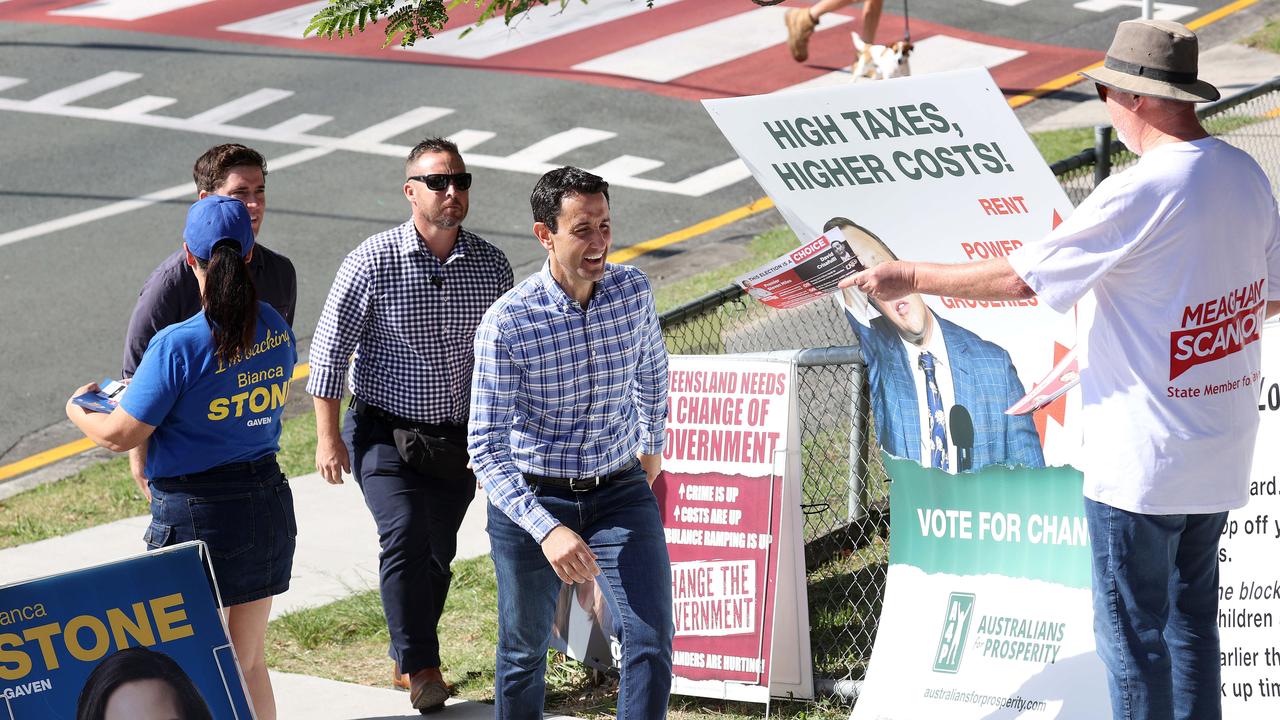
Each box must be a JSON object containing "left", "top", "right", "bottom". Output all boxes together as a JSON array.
[{"left": 0, "top": 0, "right": 1100, "bottom": 102}]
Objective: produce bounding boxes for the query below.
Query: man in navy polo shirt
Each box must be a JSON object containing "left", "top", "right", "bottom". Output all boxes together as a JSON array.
[{"left": 122, "top": 144, "right": 296, "bottom": 500}]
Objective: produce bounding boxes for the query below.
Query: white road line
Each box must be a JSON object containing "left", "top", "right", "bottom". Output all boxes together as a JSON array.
[
  {"left": 187, "top": 88, "right": 294, "bottom": 125},
  {"left": 446, "top": 129, "right": 496, "bottom": 152},
  {"left": 982, "top": 0, "right": 1033, "bottom": 6},
  {"left": 398, "top": 0, "right": 668, "bottom": 60},
  {"left": 907, "top": 34, "right": 1026, "bottom": 76},
  {"left": 591, "top": 155, "right": 664, "bottom": 179},
  {"left": 0, "top": 77, "right": 27, "bottom": 92},
  {"left": 778, "top": 70, "right": 851, "bottom": 94},
  {"left": 29, "top": 71, "right": 140, "bottom": 106},
  {"left": 573, "top": 6, "right": 850, "bottom": 83},
  {"left": 107, "top": 95, "right": 176, "bottom": 114},
  {"left": 668, "top": 160, "right": 751, "bottom": 197},
  {"left": 50, "top": 0, "right": 215, "bottom": 21},
  {"left": 218, "top": 1, "right": 327, "bottom": 39},
  {"left": 0, "top": 77, "right": 746, "bottom": 201},
  {"left": 344, "top": 107, "right": 454, "bottom": 144},
  {"left": 267, "top": 113, "right": 333, "bottom": 135},
  {"left": 0, "top": 147, "right": 334, "bottom": 250},
  {"left": 507, "top": 128, "right": 616, "bottom": 163},
  {"left": 1073, "top": 0, "right": 1197, "bottom": 21}
]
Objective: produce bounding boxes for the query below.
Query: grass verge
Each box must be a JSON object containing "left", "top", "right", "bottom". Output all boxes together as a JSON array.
[
  {"left": 1029, "top": 127, "right": 1096, "bottom": 165},
  {"left": 654, "top": 227, "right": 799, "bottom": 314},
  {"left": 1244, "top": 18, "right": 1280, "bottom": 54}
]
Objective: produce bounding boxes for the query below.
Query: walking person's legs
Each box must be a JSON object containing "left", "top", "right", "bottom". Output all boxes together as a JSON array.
[
  {"left": 488, "top": 501, "right": 564, "bottom": 719},
  {"left": 786, "top": 1, "right": 881, "bottom": 62},
  {"left": 584, "top": 466, "right": 673, "bottom": 719},
  {"left": 225, "top": 597, "right": 276, "bottom": 720},
  {"left": 344, "top": 409, "right": 454, "bottom": 707}
]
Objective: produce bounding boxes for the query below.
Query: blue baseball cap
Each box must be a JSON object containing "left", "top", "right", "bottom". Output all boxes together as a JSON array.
[{"left": 183, "top": 195, "right": 255, "bottom": 260}]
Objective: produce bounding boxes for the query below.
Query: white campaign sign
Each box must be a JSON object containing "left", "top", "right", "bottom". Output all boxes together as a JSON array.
[
  {"left": 703, "top": 68, "right": 1081, "bottom": 464},
  {"left": 1220, "top": 322, "right": 1280, "bottom": 716},
  {"left": 703, "top": 69, "right": 1109, "bottom": 718}
]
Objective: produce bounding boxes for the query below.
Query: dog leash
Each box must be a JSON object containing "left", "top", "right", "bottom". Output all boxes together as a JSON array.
[{"left": 902, "top": 0, "right": 912, "bottom": 43}]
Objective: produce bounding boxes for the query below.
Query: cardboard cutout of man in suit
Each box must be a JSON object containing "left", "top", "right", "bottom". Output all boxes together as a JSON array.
[{"left": 829, "top": 217, "right": 1044, "bottom": 471}]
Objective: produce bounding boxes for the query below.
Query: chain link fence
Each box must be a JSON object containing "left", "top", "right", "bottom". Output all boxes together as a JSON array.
[{"left": 658, "top": 77, "right": 1280, "bottom": 703}]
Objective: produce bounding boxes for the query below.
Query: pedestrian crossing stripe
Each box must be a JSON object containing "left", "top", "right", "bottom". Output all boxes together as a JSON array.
[
  {"left": 399, "top": 0, "right": 664, "bottom": 60},
  {"left": 574, "top": 6, "right": 851, "bottom": 83},
  {"left": 51, "top": 0, "right": 214, "bottom": 21}
]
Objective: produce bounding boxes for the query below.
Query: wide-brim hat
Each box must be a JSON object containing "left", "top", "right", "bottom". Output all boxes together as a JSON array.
[
  {"left": 183, "top": 195, "right": 255, "bottom": 260},
  {"left": 1081, "top": 18, "right": 1219, "bottom": 103}
]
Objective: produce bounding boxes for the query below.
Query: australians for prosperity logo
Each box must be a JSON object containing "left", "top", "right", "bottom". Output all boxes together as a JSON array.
[
  {"left": 1170, "top": 278, "right": 1265, "bottom": 380},
  {"left": 933, "top": 592, "right": 976, "bottom": 674}
]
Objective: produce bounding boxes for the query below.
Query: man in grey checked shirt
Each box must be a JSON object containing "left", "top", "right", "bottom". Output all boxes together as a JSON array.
[
  {"left": 308, "top": 137, "right": 513, "bottom": 712},
  {"left": 469, "top": 166, "right": 672, "bottom": 718}
]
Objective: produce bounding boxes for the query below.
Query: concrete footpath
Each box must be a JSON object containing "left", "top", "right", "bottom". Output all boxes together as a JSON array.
[{"left": 0, "top": 474, "right": 528, "bottom": 719}]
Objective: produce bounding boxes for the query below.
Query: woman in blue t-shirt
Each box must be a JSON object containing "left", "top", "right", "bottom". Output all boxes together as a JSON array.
[{"left": 67, "top": 195, "right": 297, "bottom": 720}]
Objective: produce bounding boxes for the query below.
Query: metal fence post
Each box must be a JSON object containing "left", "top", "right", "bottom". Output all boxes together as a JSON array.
[
  {"left": 847, "top": 361, "right": 867, "bottom": 523},
  {"left": 1093, "top": 124, "right": 1112, "bottom": 188}
]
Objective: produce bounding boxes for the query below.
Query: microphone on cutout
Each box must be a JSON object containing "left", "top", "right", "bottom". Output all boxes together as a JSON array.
[
  {"left": 950, "top": 404, "right": 974, "bottom": 474},
  {"left": 431, "top": 276, "right": 443, "bottom": 289}
]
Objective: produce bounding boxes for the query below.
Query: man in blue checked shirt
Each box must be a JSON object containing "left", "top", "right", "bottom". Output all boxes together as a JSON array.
[
  {"left": 469, "top": 166, "right": 673, "bottom": 718},
  {"left": 308, "top": 137, "right": 513, "bottom": 712}
]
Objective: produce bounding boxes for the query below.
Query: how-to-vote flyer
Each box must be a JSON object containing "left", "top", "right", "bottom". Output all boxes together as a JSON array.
[
  {"left": 704, "top": 69, "right": 1108, "bottom": 717},
  {"left": 0, "top": 542, "right": 252, "bottom": 719}
]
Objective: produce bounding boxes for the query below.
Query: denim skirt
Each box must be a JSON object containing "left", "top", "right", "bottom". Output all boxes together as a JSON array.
[{"left": 145, "top": 454, "right": 297, "bottom": 607}]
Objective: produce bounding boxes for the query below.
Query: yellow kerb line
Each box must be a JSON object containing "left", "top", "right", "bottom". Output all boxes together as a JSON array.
[
  {"left": 0, "top": 439, "right": 98, "bottom": 483},
  {"left": 608, "top": 196, "right": 776, "bottom": 264},
  {"left": 1005, "top": 0, "right": 1259, "bottom": 109},
  {"left": 1187, "top": 0, "right": 1258, "bottom": 30}
]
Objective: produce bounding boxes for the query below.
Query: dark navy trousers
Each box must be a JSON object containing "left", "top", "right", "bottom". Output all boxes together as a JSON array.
[{"left": 343, "top": 406, "right": 475, "bottom": 674}]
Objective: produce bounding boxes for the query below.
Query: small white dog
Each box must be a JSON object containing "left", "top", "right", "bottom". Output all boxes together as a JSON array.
[{"left": 850, "top": 32, "right": 913, "bottom": 82}]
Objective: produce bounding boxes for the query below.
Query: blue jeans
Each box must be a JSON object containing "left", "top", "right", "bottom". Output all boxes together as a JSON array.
[
  {"left": 1085, "top": 498, "right": 1227, "bottom": 720},
  {"left": 488, "top": 462, "right": 673, "bottom": 719}
]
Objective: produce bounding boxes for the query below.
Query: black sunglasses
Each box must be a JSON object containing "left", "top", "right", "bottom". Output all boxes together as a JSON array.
[
  {"left": 408, "top": 172, "right": 472, "bottom": 191},
  {"left": 1095, "top": 82, "right": 1109, "bottom": 102}
]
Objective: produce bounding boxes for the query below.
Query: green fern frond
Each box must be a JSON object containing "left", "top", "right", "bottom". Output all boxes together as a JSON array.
[{"left": 306, "top": 0, "right": 657, "bottom": 47}]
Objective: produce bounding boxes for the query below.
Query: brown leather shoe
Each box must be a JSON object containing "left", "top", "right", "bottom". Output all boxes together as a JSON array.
[
  {"left": 785, "top": 7, "right": 817, "bottom": 62},
  {"left": 409, "top": 667, "right": 450, "bottom": 712},
  {"left": 392, "top": 662, "right": 411, "bottom": 692}
]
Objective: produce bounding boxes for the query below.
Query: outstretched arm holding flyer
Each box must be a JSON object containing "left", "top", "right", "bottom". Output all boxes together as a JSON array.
[{"left": 841, "top": 257, "right": 1035, "bottom": 303}]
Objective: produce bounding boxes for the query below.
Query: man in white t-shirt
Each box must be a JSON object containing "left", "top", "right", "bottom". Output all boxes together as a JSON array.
[{"left": 840, "top": 19, "right": 1280, "bottom": 720}]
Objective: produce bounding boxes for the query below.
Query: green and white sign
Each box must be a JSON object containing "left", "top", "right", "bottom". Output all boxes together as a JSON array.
[{"left": 854, "top": 458, "right": 1110, "bottom": 718}]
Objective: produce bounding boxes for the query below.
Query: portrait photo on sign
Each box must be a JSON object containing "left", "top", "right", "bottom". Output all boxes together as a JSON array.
[{"left": 828, "top": 216, "right": 1044, "bottom": 473}]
